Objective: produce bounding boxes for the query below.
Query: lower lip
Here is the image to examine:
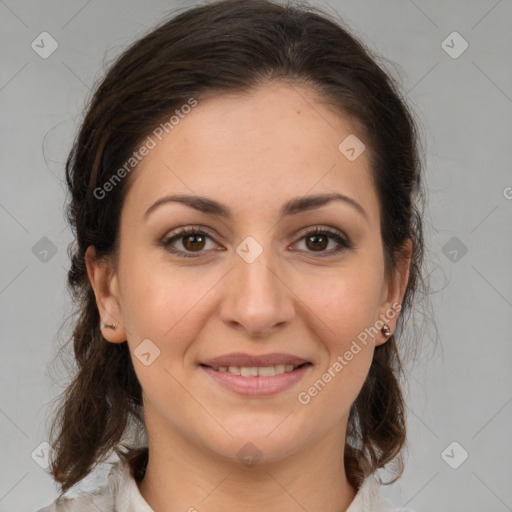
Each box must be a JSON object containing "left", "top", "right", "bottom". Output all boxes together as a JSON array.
[{"left": 200, "top": 364, "right": 312, "bottom": 397}]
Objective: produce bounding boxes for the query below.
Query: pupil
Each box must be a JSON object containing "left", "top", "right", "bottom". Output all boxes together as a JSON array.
[
  {"left": 184, "top": 234, "right": 205, "bottom": 251},
  {"left": 307, "top": 234, "right": 327, "bottom": 251}
]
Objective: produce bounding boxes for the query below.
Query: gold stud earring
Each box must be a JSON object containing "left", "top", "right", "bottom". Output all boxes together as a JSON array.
[
  {"left": 381, "top": 324, "right": 392, "bottom": 338},
  {"left": 101, "top": 322, "right": 117, "bottom": 330}
]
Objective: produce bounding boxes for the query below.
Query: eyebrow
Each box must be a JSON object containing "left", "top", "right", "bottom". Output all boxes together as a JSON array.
[{"left": 143, "top": 192, "right": 368, "bottom": 222}]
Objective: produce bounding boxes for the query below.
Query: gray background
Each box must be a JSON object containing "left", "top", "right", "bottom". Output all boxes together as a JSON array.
[{"left": 1, "top": 0, "right": 511, "bottom": 511}]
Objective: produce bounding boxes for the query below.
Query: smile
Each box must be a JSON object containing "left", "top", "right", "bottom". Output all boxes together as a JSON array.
[
  {"left": 200, "top": 363, "right": 312, "bottom": 396},
  {"left": 206, "top": 363, "right": 304, "bottom": 376}
]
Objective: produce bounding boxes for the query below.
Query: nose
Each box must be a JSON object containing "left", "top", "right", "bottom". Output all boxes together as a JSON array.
[{"left": 219, "top": 248, "right": 295, "bottom": 338}]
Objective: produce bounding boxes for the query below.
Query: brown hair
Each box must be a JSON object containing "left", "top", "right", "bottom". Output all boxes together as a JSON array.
[{"left": 46, "top": 0, "right": 430, "bottom": 495}]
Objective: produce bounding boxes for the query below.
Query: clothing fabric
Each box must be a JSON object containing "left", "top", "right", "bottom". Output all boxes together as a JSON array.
[{"left": 36, "top": 458, "right": 398, "bottom": 512}]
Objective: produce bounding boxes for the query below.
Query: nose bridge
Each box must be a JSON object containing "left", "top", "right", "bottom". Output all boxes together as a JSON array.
[
  {"left": 220, "top": 239, "right": 294, "bottom": 335},
  {"left": 238, "top": 252, "right": 279, "bottom": 303}
]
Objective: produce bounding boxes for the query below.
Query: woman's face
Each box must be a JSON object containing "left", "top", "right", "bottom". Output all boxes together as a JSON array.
[{"left": 87, "top": 82, "right": 410, "bottom": 465}]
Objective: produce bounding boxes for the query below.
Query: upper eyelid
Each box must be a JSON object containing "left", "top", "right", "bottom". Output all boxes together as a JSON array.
[{"left": 162, "top": 225, "right": 349, "bottom": 250}]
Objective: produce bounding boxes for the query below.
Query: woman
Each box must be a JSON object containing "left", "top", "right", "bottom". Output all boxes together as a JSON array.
[{"left": 37, "top": 0, "right": 428, "bottom": 510}]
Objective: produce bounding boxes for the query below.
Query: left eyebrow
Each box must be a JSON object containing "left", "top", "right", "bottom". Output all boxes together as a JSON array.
[{"left": 143, "top": 192, "right": 368, "bottom": 222}]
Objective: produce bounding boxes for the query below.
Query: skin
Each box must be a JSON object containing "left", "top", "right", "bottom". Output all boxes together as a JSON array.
[{"left": 86, "top": 81, "right": 412, "bottom": 512}]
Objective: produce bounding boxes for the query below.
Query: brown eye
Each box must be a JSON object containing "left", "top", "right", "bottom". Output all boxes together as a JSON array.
[
  {"left": 292, "top": 227, "right": 352, "bottom": 257},
  {"left": 161, "top": 228, "right": 218, "bottom": 258},
  {"left": 161, "top": 226, "right": 351, "bottom": 259},
  {"left": 182, "top": 233, "right": 206, "bottom": 251},
  {"left": 305, "top": 233, "right": 328, "bottom": 252}
]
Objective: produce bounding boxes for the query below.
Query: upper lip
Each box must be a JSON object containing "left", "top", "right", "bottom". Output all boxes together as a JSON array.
[{"left": 201, "top": 352, "right": 310, "bottom": 368}]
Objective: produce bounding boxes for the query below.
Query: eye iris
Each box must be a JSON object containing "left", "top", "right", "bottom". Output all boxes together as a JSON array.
[
  {"left": 183, "top": 233, "right": 205, "bottom": 251},
  {"left": 306, "top": 233, "right": 327, "bottom": 251}
]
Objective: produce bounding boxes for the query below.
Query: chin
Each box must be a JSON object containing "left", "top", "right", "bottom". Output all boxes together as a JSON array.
[{"left": 197, "top": 422, "right": 306, "bottom": 466}]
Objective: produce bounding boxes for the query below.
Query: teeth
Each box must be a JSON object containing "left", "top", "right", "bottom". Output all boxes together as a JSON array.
[
  {"left": 258, "top": 366, "right": 275, "bottom": 377},
  {"left": 212, "top": 364, "right": 300, "bottom": 376},
  {"left": 240, "top": 366, "right": 258, "bottom": 377}
]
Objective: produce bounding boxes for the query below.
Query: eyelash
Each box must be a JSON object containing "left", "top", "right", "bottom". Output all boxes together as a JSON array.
[{"left": 159, "top": 226, "right": 352, "bottom": 259}]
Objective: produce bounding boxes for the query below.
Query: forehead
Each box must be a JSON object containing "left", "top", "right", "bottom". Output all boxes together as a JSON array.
[{"left": 122, "top": 81, "right": 379, "bottom": 224}]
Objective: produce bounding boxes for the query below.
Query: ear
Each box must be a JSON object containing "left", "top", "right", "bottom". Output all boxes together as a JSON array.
[
  {"left": 375, "top": 237, "right": 413, "bottom": 346},
  {"left": 85, "top": 245, "right": 127, "bottom": 343}
]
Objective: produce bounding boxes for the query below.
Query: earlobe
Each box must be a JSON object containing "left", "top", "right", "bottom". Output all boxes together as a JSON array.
[
  {"left": 85, "top": 245, "right": 127, "bottom": 343},
  {"left": 375, "top": 323, "right": 393, "bottom": 346}
]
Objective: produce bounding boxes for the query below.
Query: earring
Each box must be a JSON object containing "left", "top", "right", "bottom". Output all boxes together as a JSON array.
[
  {"left": 101, "top": 322, "right": 117, "bottom": 330},
  {"left": 381, "top": 324, "right": 392, "bottom": 338}
]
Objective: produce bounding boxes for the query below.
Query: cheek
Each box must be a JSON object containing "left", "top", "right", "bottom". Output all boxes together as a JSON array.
[
  {"left": 119, "top": 252, "right": 221, "bottom": 345},
  {"left": 298, "top": 266, "right": 383, "bottom": 341},
  {"left": 294, "top": 267, "right": 381, "bottom": 394}
]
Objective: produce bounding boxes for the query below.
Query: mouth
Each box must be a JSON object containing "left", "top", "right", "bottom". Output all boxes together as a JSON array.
[
  {"left": 200, "top": 362, "right": 312, "bottom": 377},
  {"left": 199, "top": 361, "right": 313, "bottom": 397}
]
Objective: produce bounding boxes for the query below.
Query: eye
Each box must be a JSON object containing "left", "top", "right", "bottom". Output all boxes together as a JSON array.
[
  {"left": 160, "top": 227, "right": 219, "bottom": 258},
  {"left": 159, "top": 226, "right": 352, "bottom": 259},
  {"left": 291, "top": 227, "right": 352, "bottom": 257}
]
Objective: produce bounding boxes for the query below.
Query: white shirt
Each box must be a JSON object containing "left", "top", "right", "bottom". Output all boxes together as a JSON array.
[{"left": 36, "top": 458, "right": 398, "bottom": 512}]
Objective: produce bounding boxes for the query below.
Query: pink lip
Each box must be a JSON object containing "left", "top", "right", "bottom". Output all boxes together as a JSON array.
[
  {"left": 201, "top": 364, "right": 312, "bottom": 397},
  {"left": 200, "top": 352, "right": 309, "bottom": 367}
]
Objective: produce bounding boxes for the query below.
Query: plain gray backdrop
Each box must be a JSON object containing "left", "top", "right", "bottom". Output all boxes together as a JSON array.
[{"left": 1, "top": 0, "right": 511, "bottom": 511}]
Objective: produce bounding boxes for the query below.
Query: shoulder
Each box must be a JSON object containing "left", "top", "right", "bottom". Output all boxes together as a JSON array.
[
  {"left": 346, "top": 472, "right": 400, "bottom": 512},
  {"left": 35, "top": 491, "right": 114, "bottom": 512},
  {"left": 35, "top": 458, "right": 141, "bottom": 512}
]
